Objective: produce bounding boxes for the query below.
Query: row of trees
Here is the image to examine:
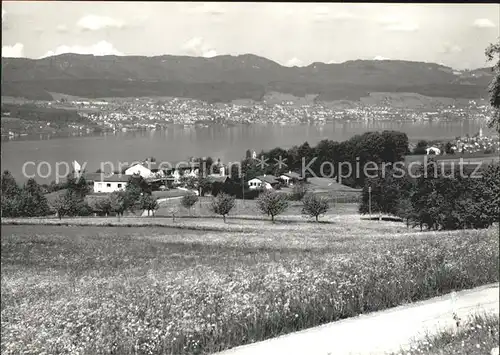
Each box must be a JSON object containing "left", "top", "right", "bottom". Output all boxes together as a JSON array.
[
  {"left": 1, "top": 170, "right": 159, "bottom": 219},
  {"left": 359, "top": 162, "right": 500, "bottom": 230},
  {"left": 204, "top": 186, "right": 331, "bottom": 223},
  {"left": 233, "top": 130, "right": 410, "bottom": 188},
  {"left": 1, "top": 171, "right": 52, "bottom": 217}
]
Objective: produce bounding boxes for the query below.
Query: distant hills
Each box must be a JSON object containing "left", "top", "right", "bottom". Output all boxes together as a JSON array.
[{"left": 1, "top": 53, "right": 494, "bottom": 103}]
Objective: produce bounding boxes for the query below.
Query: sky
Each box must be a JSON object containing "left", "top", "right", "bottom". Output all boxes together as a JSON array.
[{"left": 1, "top": 2, "right": 499, "bottom": 69}]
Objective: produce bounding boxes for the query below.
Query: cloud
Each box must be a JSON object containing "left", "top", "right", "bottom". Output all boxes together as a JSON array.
[
  {"left": 373, "top": 55, "right": 390, "bottom": 60},
  {"left": 56, "top": 24, "right": 68, "bottom": 33},
  {"left": 182, "top": 37, "right": 217, "bottom": 58},
  {"left": 473, "top": 18, "right": 496, "bottom": 28},
  {"left": 378, "top": 16, "right": 419, "bottom": 32},
  {"left": 42, "top": 41, "right": 123, "bottom": 57},
  {"left": 202, "top": 49, "right": 217, "bottom": 58},
  {"left": 2, "top": 43, "right": 24, "bottom": 58},
  {"left": 284, "top": 57, "right": 303, "bottom": 67},
  {"left": 440, "top": 42, "right": 463, "bottom": 54},
  {"left": 77, "top": 15, "right": 125, "bottom": 31},
  {"left": 313, "top": 6, "right": 357, "bottom": 22},
  {"left": 186, "top": 3, "right": 226, "bottom": 16}
]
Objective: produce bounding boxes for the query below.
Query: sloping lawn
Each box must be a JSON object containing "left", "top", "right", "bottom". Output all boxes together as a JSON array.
[{"left": 1, "top": 221, "right": 498, "bottom": 355}]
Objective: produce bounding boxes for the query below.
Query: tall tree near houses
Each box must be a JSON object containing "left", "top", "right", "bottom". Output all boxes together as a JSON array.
[{"left": 486, "top": 41, "right": 500, "bottom": 134}]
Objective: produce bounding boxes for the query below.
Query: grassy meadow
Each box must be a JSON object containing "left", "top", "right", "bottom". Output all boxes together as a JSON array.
[
  {"left": 390, "top": 313, "right": 499, "bottom": 355},
  {"left": 1, "top": 215, "right": 499, "bottom": 355}
]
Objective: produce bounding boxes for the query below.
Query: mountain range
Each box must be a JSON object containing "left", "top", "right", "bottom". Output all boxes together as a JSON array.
[{"left": 1, "top": 53, "right": 493, "bottom": 103}]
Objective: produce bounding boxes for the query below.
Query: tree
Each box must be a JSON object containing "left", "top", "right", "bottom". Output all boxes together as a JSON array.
[
  {"left": 290, "top": 181, "right": 309, "bottom": 201},
  {"left": 478, "top": 163, "right": 500, "bottom": 224},
  {"left": 109, "top": 191, "right": 126, "bottom": 220},
  {"left": 302, "top": 193, "right": 330, "bottom": 222},
  {"left": 95, "top": 196, "right": 113, "bottom": 217},
  {"left": 245, "top": 149, "right": 252, "bottom": 159},
  {"left": 140, "top": 194, "right": 159, "bottom": 217},
  {"left": 444, "top": 141, "right": 454, "bottom": 155},
  {"left": 485, "top": 41, "right": 500, "bottom": 134},
  {"left": 413, "top": 140, "right": 428, "bottom": 155},
  {"left": 359, "top": 168, "right": 405, "bottom": 220},
  {"left": 394, "top": 196, "right": 415, "bottom": 228},
  {"left": 198, "top": 177, "right": 212, "bottom": 196},
  {"left": 181, "top": 193, "right": 198, "bottom": 215},
  {"left": 168, "top": 206, "right": 179, "bottom": 222},
  {"left": 1, "top": 170, "right": 20, "bottom": 198},
  {"left": 179, "top": 175, "right": 198, "bottom": 190},
  {"left": 53, "top": 193, "right": 70, "bottom": 219},
  {"left": 66, "top": 174, "right": 90, "bottom": 200},
  {"left": 52, "top": 189, "right": 92, "bottom": 218},
  {"left": 1, "top": 194, "right": 21, "bottom": 217},
  {"left": 256, "top": 190, "right": 289, "bottom": 222},
  {"left": 123, "top": 176, "right": 150, "bottom": 212},
  {"left": 210, "top": 193, "right": 235, "bottom": 223},
  {"left": 17, "top": 179, "right": 51, "bottom": 217}
]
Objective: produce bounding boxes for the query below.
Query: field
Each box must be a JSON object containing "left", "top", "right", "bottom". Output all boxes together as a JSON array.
[
  {"left": 391, "top": 314, "right": 499, "bottom": 355},
  {"left": 1, "top": 214, "right": 498, "bottom": 355}
]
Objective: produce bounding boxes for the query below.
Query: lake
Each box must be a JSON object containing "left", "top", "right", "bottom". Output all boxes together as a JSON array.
[{"left": 1, "top": 120, "right": 492, "bottom": 183}]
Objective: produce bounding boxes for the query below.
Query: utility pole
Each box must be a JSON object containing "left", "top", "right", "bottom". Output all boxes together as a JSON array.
[
  {"left": 368, "top": 186, "right": 372, "bottom": 220},
  {"left": 241, "top": 173, "right": 245, "bottom": 208}
]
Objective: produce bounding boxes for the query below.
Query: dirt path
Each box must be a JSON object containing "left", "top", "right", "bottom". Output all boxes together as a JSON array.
[{"left": 215, "top": 283, "right": 499, "bottom": 355}]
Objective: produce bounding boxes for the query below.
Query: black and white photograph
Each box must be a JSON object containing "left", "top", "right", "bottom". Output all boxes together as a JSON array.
[{"left": 1, "top": 1, "right": 499, "bottom": 354}]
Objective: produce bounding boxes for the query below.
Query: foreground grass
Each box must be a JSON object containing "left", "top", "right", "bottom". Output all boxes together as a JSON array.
[
  {"left": 391, "top": 314, "right": 499, "bottom": 355},
  {"left": 1, "top": 223, "right": 498, "bottom": 355}
]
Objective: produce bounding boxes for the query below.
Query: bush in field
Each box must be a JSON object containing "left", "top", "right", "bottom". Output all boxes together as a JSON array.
[
  {"left": 302, "top": 193, "right": 330, "bottom": 221},
  {"left": 181, "top": 193, "right": 198, "bottom": 215},
  {"left": 289, "top": 181, "right": 309, "bottom": 201},
  {"left": 210, "top": 193, "right": 235, "bottom": 223},
  {"left": 256, "top": 189, "right": 289, "bottom": 222}
]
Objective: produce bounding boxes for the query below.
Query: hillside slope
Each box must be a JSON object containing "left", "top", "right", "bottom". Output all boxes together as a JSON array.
[{"left": 1, "top": 54, "right": 493, "bottom": 102}]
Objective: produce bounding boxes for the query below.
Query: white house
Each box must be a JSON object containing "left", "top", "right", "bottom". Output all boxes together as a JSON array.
[
  {"left": 248, "top": 175, "right": 279, "bottom": 190},
  {"left": 125, "top": 163, "right": 153, "bottom": 178},
  {"left": 93, "top": 175, "right": 129, "bottom": 193},
  {"left": 425, "top": 146, "right": 441, "bottom": 155},
  {"left": 279, "top": 171, "right": 302, "bottom": 186}
]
